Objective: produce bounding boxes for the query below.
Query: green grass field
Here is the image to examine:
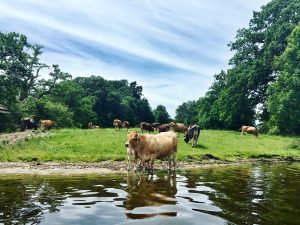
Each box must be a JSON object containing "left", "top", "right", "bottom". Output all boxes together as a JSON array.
[{"left": 0, "top": 128, "right": 299, "bottom": 162}]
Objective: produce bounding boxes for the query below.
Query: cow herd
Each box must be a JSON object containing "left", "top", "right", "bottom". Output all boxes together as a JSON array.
[
  {"left": 19, "top": 116, "right": 258, "bottom": 174},
  {"left": 123, "top": 120, "right": 259, "bottom": 173}
]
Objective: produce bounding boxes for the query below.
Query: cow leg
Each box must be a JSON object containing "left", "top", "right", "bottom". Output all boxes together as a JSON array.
[
  {"left": 150, "top": 159, "right": 154, "bottom": 174},
  {"left": 127, "top": 155, "right": 131, "bottom": 171},
  {"left": 172, "top": 151, "right": 177, "bottom": 170},
  {"left": 127, "top": 151, "right": 132, "bottom": 171}
]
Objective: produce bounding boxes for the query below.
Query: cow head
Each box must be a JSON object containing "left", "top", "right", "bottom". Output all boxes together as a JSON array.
[
  {"left": 184, "top": 132, "right": 190, "bottom": 143},
  {"left": 125, "top": 131, "right": 140, "bottom": 148}
]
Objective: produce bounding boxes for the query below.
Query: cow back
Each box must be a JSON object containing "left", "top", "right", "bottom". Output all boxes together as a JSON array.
[{"left": 155, "top": 131, "right": 177, "bottom": 159}]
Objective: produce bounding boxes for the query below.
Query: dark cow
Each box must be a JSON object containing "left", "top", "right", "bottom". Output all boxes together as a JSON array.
[
  {"left": 140, "top": 122, "right": 154, "bottom": 133},
  {"left": 122, "top": 121, "right": 130, "bottom": 131},
  {"left": 20, "top": 118, "right": 37, "bottom": 131},
  {"left": 40, "top": 120, "right": 56, "bottom": 130},
  {"left": 152, "top": 122, "right": 160, "bottom": 131},
  {"left": 113, "top": 119, "right": 122, "bottom": 130},
  {"left": 158, "top": 124, "right": 171, "bottom": 133},
  {"left": 184, "top": 125, "right": 201, "bottom": 147}
]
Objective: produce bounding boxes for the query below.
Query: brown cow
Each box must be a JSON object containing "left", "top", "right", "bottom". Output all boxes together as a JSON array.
[
  {"left": 125, "top": 131, "right": 178, "bottom": 172},
  {"left": 122, "top": 121, "right": 130, "bottom": 131},
  {"left": 140, "top": 122, "right": 154, "bottom": 133},
  {"left": 240, "top": 125, "right": 258, "bottom": 137},
  {"left": 169, "top": 122, "right": 188, "bottom": 134},
  {"left": 40, "top": 120, "right": 56, "bottom": 130},
  {"left": 113, "top": 119, "right": 122, "bottom": 130}
]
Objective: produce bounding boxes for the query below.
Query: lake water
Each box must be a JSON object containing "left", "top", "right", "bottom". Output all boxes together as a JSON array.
[{"left": 0, "top": 163, "right": 299, "bottom": 225}]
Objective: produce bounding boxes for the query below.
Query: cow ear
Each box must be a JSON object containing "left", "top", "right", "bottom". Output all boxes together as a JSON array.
[{"left": 134, "top": 133, "right": 140, "bottom": 140}]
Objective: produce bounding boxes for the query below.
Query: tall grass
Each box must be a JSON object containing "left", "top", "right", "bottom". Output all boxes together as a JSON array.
[{"left": 0, "top": 129, "right": 299, "bottom": 162}]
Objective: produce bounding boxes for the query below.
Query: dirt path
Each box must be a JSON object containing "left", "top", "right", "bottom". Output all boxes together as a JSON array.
[
  {"left": 0, "top": 159, "right": 293, "bottom": 175},
  {"left": 0, "top": 130, "right": 51, "bottom": 145}
]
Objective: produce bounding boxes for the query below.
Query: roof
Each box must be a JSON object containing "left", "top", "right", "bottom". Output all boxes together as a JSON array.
[{"left": 0, "top": 104, "right": 9, "bottom": 114}]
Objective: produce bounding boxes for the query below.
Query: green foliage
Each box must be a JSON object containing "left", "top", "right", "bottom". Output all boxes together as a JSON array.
[
  {"left": 0, "top": 32, "right": 71, "bottom": 131},
  {"left": 22, "top": 97, "right": 74, "bottom": 127},
  {"left": 74, "top": 76, "right": 154, "bottom": 127},
  {"left": 267, "top": 22, "right": 300, "bottom": 134},
  {"left": 175, "top": 100, "right": 198, "bottom": 125},
  {"left": 154, "top": 105, "right": 170, "bottom": 124}
]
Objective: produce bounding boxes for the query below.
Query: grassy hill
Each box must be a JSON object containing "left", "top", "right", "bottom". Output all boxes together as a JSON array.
[{"left": 0, "top": 128, "right": 299, "bottom": 162}]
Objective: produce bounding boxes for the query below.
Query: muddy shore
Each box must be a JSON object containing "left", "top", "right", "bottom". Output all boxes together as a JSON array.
[{"left": 0, "top": 159, "right": 296, "bottom": 175}]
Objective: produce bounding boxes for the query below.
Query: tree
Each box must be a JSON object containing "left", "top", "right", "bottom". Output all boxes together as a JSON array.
[
  {"left": 193, "top": 0, "right": 300, "bottom": 131},
  {"left": 267, "top": 22, "right": 300, "bottom": 134},
  {"left": 153, "top": 105, "right": 170, "bottom": 124},
  {"left": 226, "top": 0, "right": 300, "bottom": 128},
  {"left": 135, "top": 98, "right": 155, "bottom": 123},
  {"left": 47, "top": 80, "right": 96, "bottom": 127},
  {"left": 175, "top": 100, "right": 198, "bottom": 125}
]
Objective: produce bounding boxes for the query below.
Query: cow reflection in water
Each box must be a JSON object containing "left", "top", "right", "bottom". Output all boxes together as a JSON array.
[{"left": 124, "top": 172, "right": 177, "bottom": 219}]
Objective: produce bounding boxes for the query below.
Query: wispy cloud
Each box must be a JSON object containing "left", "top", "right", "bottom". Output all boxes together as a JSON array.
[{"left": 0, "top": 0, "right": 270, "bottom": 117}]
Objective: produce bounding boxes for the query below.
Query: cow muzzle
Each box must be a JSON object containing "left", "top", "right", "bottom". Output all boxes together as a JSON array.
[{"left": 125, "top": 143, "right": 129, "bottom": 148}]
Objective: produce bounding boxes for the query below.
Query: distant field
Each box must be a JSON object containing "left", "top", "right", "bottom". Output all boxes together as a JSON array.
[{"left": 0, "top": 128, "right": 299, "bottom": 162}]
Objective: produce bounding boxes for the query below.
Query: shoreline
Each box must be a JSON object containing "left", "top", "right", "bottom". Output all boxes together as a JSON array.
[{"left": 0, "top": 159, "right": 298, "bottom": 175}]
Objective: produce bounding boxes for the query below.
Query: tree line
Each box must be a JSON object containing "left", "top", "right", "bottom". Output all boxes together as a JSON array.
[
  {"left": 2, "top": 0, "right": 299, "bottom": 135},
  {"left": 0, "top": 32, "right": 171, "bottom": 132},
  {"left": 175, "top": 0, "right": 300, "bottom": 135}
]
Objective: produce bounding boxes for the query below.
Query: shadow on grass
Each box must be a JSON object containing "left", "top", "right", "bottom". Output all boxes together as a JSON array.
[{"left": 194, "top": 144, "right": 208, "bottom": 149}]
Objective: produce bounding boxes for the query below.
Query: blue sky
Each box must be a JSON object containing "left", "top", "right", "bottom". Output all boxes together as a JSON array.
[{"left": 0, "top": 0, "right": 270, "bottom": 117}]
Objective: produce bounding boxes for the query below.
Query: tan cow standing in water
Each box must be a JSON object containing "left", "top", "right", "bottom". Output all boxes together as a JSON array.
[
  {"left": 125, "top": 131, "right": 178, "bottom": 172},
  {"left": 240, "top": 125, "right": 258, "bottom": 137}
]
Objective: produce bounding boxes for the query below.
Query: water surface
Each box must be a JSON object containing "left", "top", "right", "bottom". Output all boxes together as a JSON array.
[{"left": 0, "top": 163, "right": 299, "bottom": 224}]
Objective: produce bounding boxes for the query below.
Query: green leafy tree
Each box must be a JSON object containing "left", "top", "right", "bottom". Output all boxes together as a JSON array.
[
  {"left": 154, "top": 105, "right": 170, "bottom": 124},
  {"left": 135, "top": 98, "right": 155, "bottom": 123},
  {"left": 47, "top": 80, "right": 96, "bottom": 127},
  {"left": 267, "top": 23, "right": 300, "bottom": 134},
  {"left": 175, "top": 100, "right": 198, "bottom": 125},
  {"left": 23, "top": 97, "right": 74, "bottom": 127}
]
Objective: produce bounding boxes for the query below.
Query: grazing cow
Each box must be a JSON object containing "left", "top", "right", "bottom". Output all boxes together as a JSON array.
[
  {"left": 158, "top": 124, "right": 171, "bottom": 133},
  {"left": 152, "top": 122, "right": 160, "bottom": 131},
  {"left": 20, "top": 118, "right": 37, "bottom": 131},
  {"left": 88, "top": 122, "right": 100, "bottom": 129},
  {"left": 184, "top": 125, "right": 201, "bottom": 147},
  {"left": 40, "top": 120, "right": 56, "bottom": 130},
  {"left": 240, "top": 125, "right": 259, "bottom": 137},
  {"left": 122, "top": 121, "right": 130, "bottom": 131},
  {"left": 113, "top": 119, "right": 122, "bottom": 130},
  {"left": 169, "top": 122, "right": 188, "bottom": 134},
  {"left": 125, "top": 131, "right": 178, "bottom": 172},
  {"left": 140, "top": 122, "right": 154, "bottom": 133}
]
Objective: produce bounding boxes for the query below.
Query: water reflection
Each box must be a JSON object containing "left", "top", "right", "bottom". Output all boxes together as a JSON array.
[
  {"left": 124, "top": 172, "right": 177, "bottom": 219},
  {"left": 0, "top": 163, "right": 299, "bottom": 225}
]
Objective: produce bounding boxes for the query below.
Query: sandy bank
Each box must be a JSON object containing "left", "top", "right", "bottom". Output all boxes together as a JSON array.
[{"left": 0, "top": 159, "right": 296, "bottom": 175}]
